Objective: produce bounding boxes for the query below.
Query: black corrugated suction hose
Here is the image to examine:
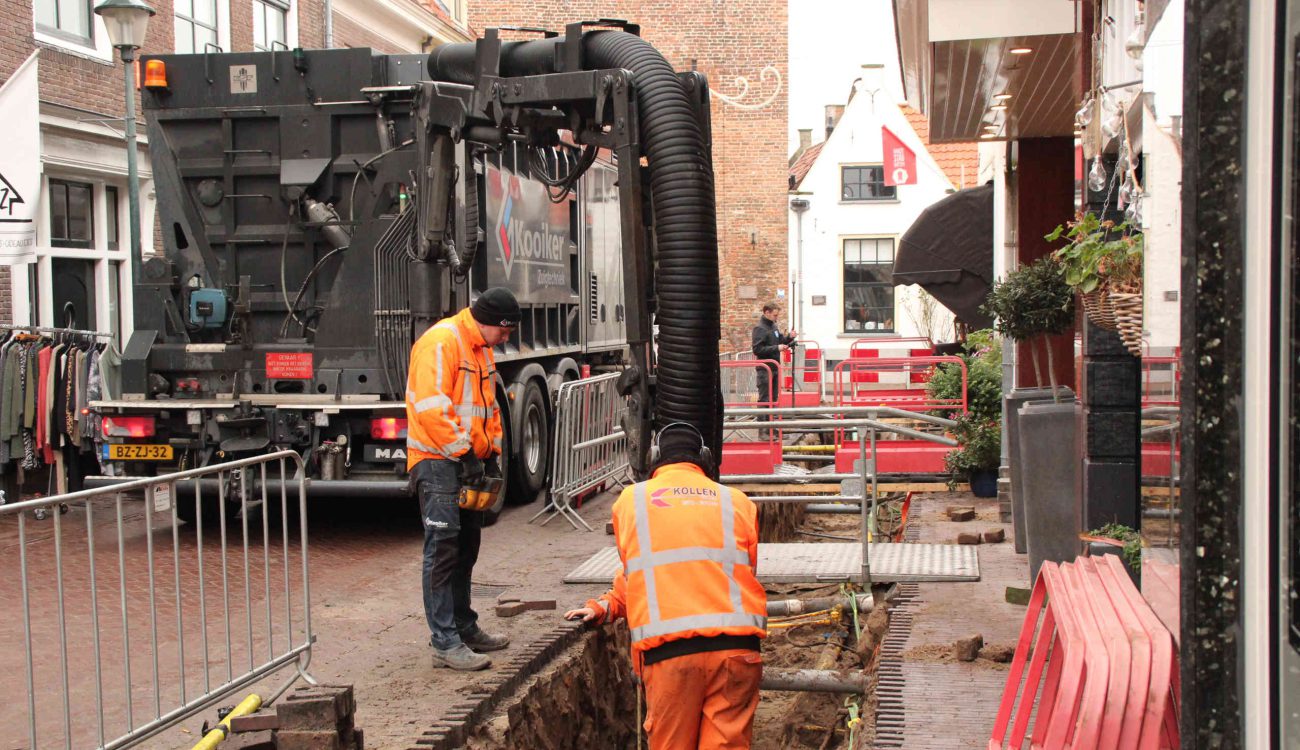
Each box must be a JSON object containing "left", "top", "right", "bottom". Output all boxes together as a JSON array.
[{"left": 428, "top": 31, "right": 722, "bottom": 453}]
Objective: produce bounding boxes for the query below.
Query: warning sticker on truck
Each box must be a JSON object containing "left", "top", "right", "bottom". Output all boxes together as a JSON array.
[{"left": 266, "top": 352, "right": 312, "bottom": 379}]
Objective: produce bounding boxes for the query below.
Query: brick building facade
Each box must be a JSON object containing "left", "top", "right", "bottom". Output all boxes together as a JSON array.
[
  {"left": 468, "top": 2, "right": 789, "bottom": 351},
  {"left": 0, "top": 0, "right": 467, "bottom": 335}
]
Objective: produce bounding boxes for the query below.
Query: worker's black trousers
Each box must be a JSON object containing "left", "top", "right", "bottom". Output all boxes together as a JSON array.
[{"left": 412, "top": 459, "right": 485, "bottom": 650}]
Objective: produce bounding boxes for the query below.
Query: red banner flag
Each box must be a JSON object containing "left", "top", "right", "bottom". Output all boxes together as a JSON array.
[{"left": 882, "top": 126, "right": 917, "bottom": 186}]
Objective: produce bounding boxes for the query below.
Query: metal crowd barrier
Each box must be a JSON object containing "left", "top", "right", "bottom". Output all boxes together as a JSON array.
[
  {"left": 534, "top": 373, "right": 631, "bottom": 530},
  {"left": 721, "top": 404, "right": 958, "bottom": 584},
  {"left": 3, "top": 451, "right": 315, "bottom": 750}
]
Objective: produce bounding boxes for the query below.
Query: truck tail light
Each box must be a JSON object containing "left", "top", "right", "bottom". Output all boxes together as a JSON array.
[
  {"left": 370, "top": 418, "right": 408, "bottom": 440},
  {"left": 103, "top": 416, "right": 156, "bottom": 438},
  {"left": 144, "top": 59, "right": 168, "bottom": 89}
]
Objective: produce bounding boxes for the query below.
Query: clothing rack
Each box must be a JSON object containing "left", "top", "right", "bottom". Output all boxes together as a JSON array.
[{"left": 0, "top": 323, "right": 114, "bottom": 339}]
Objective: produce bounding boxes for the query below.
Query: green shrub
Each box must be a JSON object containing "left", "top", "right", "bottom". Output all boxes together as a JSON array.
[
  {"left": 927, "top": 330, "right": 1002, "bottom": 422},
  {"left": 944, "top": 413, "right": 1001, "bottom": 486},
  {"left": 981, "top": 257, "right": 1074, "bottom": 394},
  {"left": 1090, "top": 523, "right": 1142, "bottom": 571}
]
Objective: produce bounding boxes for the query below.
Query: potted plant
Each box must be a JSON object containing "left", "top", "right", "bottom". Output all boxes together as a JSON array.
[
  {"left": 981, "top": 257, "right": 1076, "bottom": 400},
  {"left": 1047, "top": 212, "right": 1144, "bottom": 355},
  {"left": 929, "top": 330, "right": 1002, "bottom": 497},
  {"left": 944, "top": 413, "right": 1000, "bottom": 496},
  {"left": 982, "top": 257, "right": 1081, "bottom": 577}
]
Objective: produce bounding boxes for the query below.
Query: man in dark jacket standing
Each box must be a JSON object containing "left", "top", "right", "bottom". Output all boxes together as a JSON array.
[{"left": 751, "top": 302, "right": 795, "bottom": 407}]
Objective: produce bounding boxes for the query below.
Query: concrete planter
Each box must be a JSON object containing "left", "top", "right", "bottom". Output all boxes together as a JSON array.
[
  {"left": 1018, "top": 399, "right": 1082, "bottom": 580},
  {"left": 1087, "top": 542, "right": 1140, "bottom": 587},
  {"left": 1004, "top": 387, "right": 1072, "bottom": 553}
]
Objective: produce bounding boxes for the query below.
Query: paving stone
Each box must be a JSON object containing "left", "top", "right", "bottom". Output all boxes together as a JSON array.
[
  {"left": 956, "top": 532, "right": 982, "bottom": 545},
  {"left": 946, "top": 506, "right": 976, "bottom": 521},
  {"left": 982, "top": 528, "right": 1006, "bottom": 543},
  {"left": 981, "top": 644, "right": 1016, "bottom": 663},
  {"left": 275, "top": 730, "right": 342, "bottom": 750},
  {"left": 954, "top": 634, "right": 983, "bottom": 661}
]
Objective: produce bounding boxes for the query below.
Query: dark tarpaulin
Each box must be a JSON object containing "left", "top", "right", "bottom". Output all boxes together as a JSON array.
[{"left": 893, "top": 182, "right": 994, "bottom": 329}]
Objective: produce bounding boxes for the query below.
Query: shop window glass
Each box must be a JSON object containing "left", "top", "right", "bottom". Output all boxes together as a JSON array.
[
  {"left": 49, "top": 179, "right": 94, "bottom": 249},
  {"left": 105, "top": 186, "right": 119, "bottom": 250},
  {"left": 35, "top": 0, "right": 93, "bottom": 45},
  {"left": 841, "top": 165, "right": 896, "bottom": 201},
  {"left": 253, "top": 0, "right": 287, "bottom": 51},
  {"left": 175, "top": 0, "right": 219, "bottom": 53},
  {"left": 843, "top": 238, "right": 894, "bottom": 333}
]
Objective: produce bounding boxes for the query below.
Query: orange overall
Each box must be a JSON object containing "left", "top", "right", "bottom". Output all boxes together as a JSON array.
[{"left": 585, "top": 463, "right": 767, "bottom": 749}]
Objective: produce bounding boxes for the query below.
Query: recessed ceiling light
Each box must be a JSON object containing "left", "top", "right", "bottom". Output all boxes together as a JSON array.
[
  {"left": 980, "top": 133, "right": 998, "bottom": 139},
  {"left": 991, "top": 104, "right": 1008, "bottom": 111},
  {"left": 1009, "top": 47, "right": 1033, "bottom": 55},
  {"left": 994, "top": 93, "right": 1013, "bottom": 101}
]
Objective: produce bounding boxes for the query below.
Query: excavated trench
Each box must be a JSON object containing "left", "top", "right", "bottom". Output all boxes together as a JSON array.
[{"left": 463, "top": 508, "right": 887, "bottom": 750}]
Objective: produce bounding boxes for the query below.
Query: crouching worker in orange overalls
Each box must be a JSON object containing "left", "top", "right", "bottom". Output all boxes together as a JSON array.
[{"left": 564, "top": 422, "right": 768, "bottom": 750}]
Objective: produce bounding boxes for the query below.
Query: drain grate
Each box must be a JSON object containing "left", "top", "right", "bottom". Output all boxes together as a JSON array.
[{"left": 874, "top": 581, "right": 921, "bottom": 748}]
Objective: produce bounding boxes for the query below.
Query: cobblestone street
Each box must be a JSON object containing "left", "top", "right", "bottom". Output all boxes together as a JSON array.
[{"left": 1, "top": 489, "right": 619, "bottom": 750}]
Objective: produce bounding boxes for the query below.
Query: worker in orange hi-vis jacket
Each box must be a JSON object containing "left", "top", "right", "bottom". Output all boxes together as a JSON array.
[
  {"left": 565, "top": 422, "right": 768, "bottom": 750},
  {"left": 407, "top": 287, "right": 519, "bottom": 671}
]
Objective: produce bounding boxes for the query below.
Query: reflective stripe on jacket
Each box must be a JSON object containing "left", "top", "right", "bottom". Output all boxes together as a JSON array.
[
  {"left": 405, "top": 308, "right": 504, "bottom": 469},
  {"left": 588, "top": 463, "right": 767, "bottom": 655}
]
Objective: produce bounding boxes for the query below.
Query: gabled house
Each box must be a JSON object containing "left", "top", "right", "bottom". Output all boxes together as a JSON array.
[{"left": 788, "top": 80, "right": 979, "bottom": 360}]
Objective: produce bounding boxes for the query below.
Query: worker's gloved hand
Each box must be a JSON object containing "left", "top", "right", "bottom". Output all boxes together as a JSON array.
[
  {"left": 485, "top": 456, "right": 501, "bottom": 478},
  {"left": 458, "top": 453, "right": 485, "bottom": 486}
]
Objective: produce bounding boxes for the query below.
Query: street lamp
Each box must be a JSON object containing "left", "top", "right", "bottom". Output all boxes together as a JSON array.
[{"left": 94, "top": 0, "right": 154, "bottom": 323}]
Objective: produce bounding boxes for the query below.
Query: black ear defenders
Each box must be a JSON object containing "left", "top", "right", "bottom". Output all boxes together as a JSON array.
[{"left": 649, "top": 421, "right": 714, "bottom": 465}]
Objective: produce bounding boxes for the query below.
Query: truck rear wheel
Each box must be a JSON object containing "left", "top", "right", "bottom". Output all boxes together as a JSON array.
[{"left": 508, "top": 379, "right": 549, "bottom": 503}]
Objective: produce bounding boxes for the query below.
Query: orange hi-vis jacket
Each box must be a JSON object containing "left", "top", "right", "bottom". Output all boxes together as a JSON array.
[
  {"left": 585, "top": 462, "right": 767, "bottom": 658},
  {"left": 405, "top": 308, "right": 503, "bottom": 470}
]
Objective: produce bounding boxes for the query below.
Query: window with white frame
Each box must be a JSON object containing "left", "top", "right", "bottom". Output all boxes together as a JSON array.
[
  {"left": 175, "top": 0, "right": 220, "bottom": 53},
  {"left": 34, "top": 177, "right": 131, "bottom": 337},
  {"left": 34, "top": 0, "right": 93, "bottom": 46},
  {"left": 48, "top": 179, "right": 94, "bottom": 249},
  {"left": 843, "top": 237, "right": 895, "bottom": 333},
  {"left": 841, "top": 165, "right": 896, "bottom": 202},
  {"left": 252, "top": 0, "right": 288, "bottom": 51}
]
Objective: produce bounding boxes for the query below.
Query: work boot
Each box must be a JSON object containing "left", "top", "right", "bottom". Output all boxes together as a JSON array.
[
  {"left": 431, "top": 643, "right": 491, "bottom": 671},
  {"left": 461, "top": 628, "right": 511, "bottom": 653}
]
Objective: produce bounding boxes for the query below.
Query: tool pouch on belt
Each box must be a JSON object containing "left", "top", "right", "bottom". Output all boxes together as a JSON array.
[{"left": 458, "top": 476, "right": 503, "bottom": 511}]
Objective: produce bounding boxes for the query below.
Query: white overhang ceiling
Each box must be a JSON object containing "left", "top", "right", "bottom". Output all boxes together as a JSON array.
[{"left": 893, "top": 0, "right": 1084, "bottom": 143}]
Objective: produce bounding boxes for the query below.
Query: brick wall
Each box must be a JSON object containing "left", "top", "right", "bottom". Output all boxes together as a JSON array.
[
  {"left": 468, "top": 2, "right": 789, "bottom": 351},
  {"left": 333, "top": 13, "right": 409, "bottom": 53},
  {"left": 0, "top": 267, "right": 10, "bottom": 324},
  {"left": 0, "top": 0, "right": 333, "bottom": 117}
]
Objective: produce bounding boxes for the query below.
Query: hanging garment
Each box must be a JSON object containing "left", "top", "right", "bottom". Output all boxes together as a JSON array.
[
  {"left": 19, "top": 343, "right": 39, "bottom": 470},
  {"left": 73, "top": 346, "right": 90, "bottom": 449},
  {"left": 38, "top": 343, "right": 55, "bottom": 464},
  {"left": 83, "top": 348, "right": 102, "bottom": 442},
  {"left": 54, "top": 347, "right": 69, "bottom": 449},
  {"left": 64, "top": 348, "right": 78, "bottom": 444},
  {"left": 0, "top": 340, "right": 14, "bottom": 467},
  {"left": 98, "top": 341, "right": 121, "bottom": 401},
  {"left": 9, "top": 343, "right": 26, "bottom": 461}
]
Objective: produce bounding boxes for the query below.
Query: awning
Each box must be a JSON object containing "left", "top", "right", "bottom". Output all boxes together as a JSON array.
[{"left": 894, "top": 182, "right": 994, "bottom": 329}]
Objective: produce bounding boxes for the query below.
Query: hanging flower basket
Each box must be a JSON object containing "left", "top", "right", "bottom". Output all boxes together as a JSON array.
[
  {"left": 1080, "top": 288, "right": 1118, "bottom": 330},
  {"left": 1110, "top": 282, "right": 1144, "bottom": 357}
]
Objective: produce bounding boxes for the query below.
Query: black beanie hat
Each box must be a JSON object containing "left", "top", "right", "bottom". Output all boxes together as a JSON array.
[{"left": 471, "top": 287, "right": 522, "bottom": 328}]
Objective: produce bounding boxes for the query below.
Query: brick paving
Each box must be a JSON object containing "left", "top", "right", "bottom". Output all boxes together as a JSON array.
[
  {"left": 875, "top": 493, "right": 1031, "bottom": 749},
  {"left": 2, "top": 486, "right": 620, "bottom": 750}
]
